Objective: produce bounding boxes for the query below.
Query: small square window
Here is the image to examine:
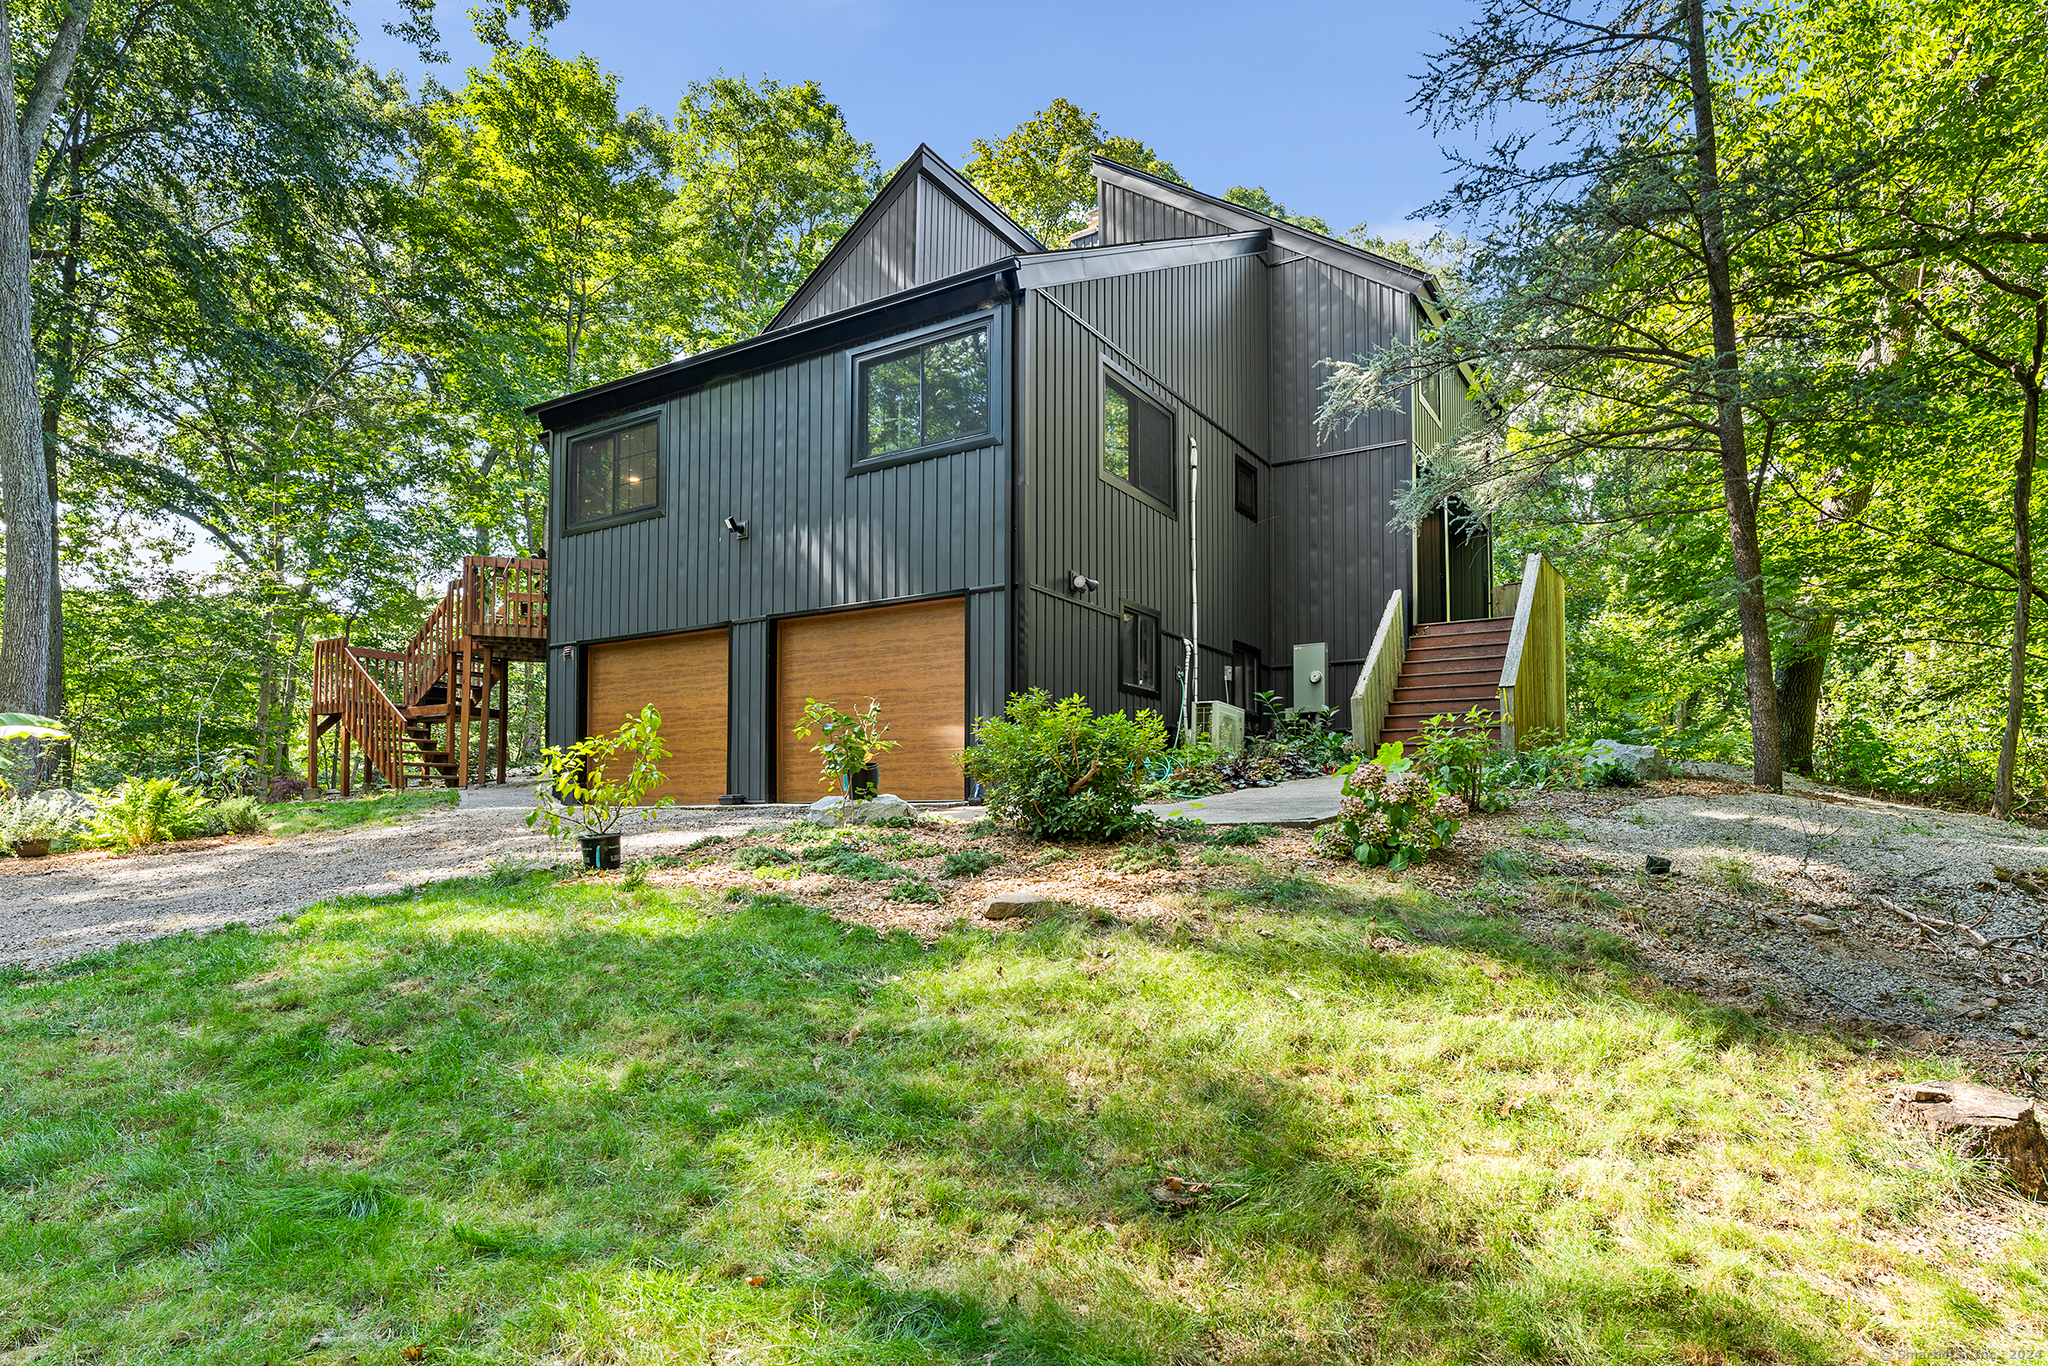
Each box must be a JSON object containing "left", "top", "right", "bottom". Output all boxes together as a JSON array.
[
  {"left": 570, "top": 418, "right": 659, "bottom": 527},
  {"left": 1235, "top": 457, "right": 1258, "bottom": 520},
  {"left": 1120, "top": 606, "right": 1160, "bottom": 695},
  {"left": 1103, "top": 370, "right": 1175, "bottom": 511},
  {"left": 857, "top": 325, "right": 990, "bottom": 464}
]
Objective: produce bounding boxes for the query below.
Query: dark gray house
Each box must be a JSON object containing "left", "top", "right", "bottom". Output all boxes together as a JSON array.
[{"left": 531, "top": 146, "right": 1483, "bottom": 805}]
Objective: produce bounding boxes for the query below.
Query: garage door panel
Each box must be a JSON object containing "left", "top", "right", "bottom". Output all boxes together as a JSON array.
[
  {"left": 586, "top": 629, "right": 729, "bottom": 805},
  {"left": 776, "top": 598, "right": 965, "bottom": 802}
]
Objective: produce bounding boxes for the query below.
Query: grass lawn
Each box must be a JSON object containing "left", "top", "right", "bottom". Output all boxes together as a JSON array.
[
  {"left": 2, "top": 848, "right": 2043, "bottom": 1364},
  {"left": 263, "top": 789, "right": 461, "bottom": 837}
]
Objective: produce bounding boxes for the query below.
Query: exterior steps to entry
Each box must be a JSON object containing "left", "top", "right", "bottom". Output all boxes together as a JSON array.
[{"left": 1377, "top": 617, "right": 1513, "bottom": 749}]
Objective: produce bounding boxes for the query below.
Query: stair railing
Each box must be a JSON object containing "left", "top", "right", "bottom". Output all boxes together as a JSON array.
[
  {"left": 1349, "top": 589, "right": 1407, "bottom": 752},
  {"left": 333, "top": 645, "right": 414, "bottom": 789},
  {"left": 1497, "top": 552, "right": 1567, "bottom": 751}
]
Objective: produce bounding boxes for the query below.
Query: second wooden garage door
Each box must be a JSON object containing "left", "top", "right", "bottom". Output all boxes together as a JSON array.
[
  {"left": 776, "top": 598, "right": 965, "bottom": 802},
  {"left": 585, "top": 629, "right": 729, "bottom": 805}
]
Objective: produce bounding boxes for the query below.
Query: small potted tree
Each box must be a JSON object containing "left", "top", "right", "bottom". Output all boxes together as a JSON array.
[
  {"left": 528, "top": 706, "right": 672, "bottom": 870},
  {"left": 793, "top": 697, "right": 898, "bottom": 800}
]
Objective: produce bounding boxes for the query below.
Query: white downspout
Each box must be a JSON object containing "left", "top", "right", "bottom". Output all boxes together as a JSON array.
[{"left": 1181, "top": 434, "right": 1199, "bottom": 745}]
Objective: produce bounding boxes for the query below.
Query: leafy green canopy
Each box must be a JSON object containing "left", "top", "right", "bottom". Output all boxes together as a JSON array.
[{"left": 963, "top": 98, "right": 1180, "bottom": 246}]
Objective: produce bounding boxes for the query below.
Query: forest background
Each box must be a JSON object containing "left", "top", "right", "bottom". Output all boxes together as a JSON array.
[{"left": 0, "top": 0, "right": 2041, "bottom": 818}]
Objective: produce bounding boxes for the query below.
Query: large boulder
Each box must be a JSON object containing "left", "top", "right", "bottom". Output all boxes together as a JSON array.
[
  {"left": 807, "top": 793, "right": 915, "bottom": 828},
  {"left": 1890, "top": 1080, "right": 2047, "bottom": 1201},
  {"left": 1585, "top": 739, "right": 1670, "bottom": 782}
]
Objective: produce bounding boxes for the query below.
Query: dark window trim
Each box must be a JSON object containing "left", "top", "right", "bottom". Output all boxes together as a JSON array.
[
  {"left": 1119, "top": 599, "right": 1163, "bottom": 698},
  {"left": 1234, "top": 455, "right": 1258, "bottom": 520},
  {"left": 847, "top": 313, "right": 1001, "bottom": 474},
  {"left": 1098, "top": 356, "right": 1177, "bottom": 518},
  {"left": 561, "top": 405, "right": 666, "bottom": 536}
]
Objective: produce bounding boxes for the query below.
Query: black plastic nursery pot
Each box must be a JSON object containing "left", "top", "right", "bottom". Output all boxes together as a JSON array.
[
  {"left": 579, "top": 833, "right": 622, "bottom": 870},
  {"left": 845, "top": 764, "right": 880, "bottom": 799}
]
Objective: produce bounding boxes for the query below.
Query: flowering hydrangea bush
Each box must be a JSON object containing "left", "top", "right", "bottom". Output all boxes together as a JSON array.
[{"left": 1310, "top": 749, "right": 1466, "bottom": 870}]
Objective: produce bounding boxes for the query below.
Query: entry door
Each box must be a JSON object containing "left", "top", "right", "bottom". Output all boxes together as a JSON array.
[
  {"left": 585, "top": 628, "right": 730, "bottom": 804},
  {"left": 775, "top": 597, "right": 966, "bottom": 802}
]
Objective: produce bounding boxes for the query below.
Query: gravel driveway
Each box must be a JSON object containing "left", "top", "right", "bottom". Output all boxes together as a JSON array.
[{"left": 0, "top": 799, "right": 794, "bottom": 970}]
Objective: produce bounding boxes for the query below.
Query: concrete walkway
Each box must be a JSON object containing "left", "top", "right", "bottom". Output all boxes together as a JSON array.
[{"left": 1143, "top": 774, "right": 1342, "bottom": 827}]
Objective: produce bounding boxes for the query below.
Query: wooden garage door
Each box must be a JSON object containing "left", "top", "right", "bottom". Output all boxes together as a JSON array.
[
  {"left": 585, "top": 629, "right": 729, "bottom": 805},
  {"left": 776, "top": 598, "right": 965, "bottom": 802}
]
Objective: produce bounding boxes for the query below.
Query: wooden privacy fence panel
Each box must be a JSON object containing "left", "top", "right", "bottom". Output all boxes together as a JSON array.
[{"left": 1498, "top": 552, "right": 1567, "bottom": 749}]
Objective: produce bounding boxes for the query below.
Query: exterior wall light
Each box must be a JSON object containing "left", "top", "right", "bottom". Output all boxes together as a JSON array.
[
  {"left": 1067, "top": 571, "right": 1099, "bottom": 593},
  {"left": 723, "top": 516, "right": 749, "bottom": 539}
]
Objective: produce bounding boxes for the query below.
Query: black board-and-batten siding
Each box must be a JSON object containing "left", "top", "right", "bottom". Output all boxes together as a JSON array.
[
  {"left": 543, "top": 305, "right": 1014, "bottom": 800},
  {"left": 537, "top": 147, "right": 1482, "bottom": 801}
]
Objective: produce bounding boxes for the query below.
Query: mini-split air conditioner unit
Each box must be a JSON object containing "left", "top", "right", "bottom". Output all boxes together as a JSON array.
[{"left": 1193, "top": 700, "right": 1246, "bottom": 754}]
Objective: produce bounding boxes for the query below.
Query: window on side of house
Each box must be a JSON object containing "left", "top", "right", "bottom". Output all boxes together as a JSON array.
[
  {"left": 1120, "top": 605, "right": 1161, "bottom": 695},
  {"left": 1235, "top": 457, "right": 1258, "bottom": 520},
  {"left": 858, "top": 324, "right": 990, "bottom": 464},
  {"left": 570, "top": 418, "right": 659, "bottom": 527},
  {"left": 1103, "top": 370, "right": 1175, "bottom": 511}
]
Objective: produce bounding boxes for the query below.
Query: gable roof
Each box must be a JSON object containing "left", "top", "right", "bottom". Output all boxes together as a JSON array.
[
  {"left": 762, "top": 144, "right": 1043, "bottom": 332},
  {"left": 1089, "top": 155, "right": 1433, "bottom": 295}
]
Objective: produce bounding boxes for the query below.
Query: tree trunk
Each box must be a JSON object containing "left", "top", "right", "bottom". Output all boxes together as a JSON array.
[
  {"left": 0, "top": 182, "right": 49, "bottom": 725},
  {"left": 0, "top": 2, "right": 93, "bottom": 736},
  {"left": 1683, "top": 0, "right": 1781, "bottom": 791},
  {"left": 1995, "top": 380, "right": 2039, "bottom": 819},
  {"left": 1775, "top": 611, "right": 1836, "bottom": 776}
]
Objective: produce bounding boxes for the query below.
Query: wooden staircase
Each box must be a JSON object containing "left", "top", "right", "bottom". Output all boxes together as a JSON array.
[
  {"left": 307, "top": 556, "right": 547, "bottom": 792},
  {"left": 1377, "top": 616, "right": 1513, "bottom": 748}
]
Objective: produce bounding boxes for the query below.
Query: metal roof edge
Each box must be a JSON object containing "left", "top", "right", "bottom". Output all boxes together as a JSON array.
[
  {"left": 1012, "top": 231, "right": 1268, "bottom": 289},
  {"left": 1088, "top": 156, "right": 1433, "bottom": 292},
  {"left": 526, "top": 264, "right": 1016, "bottom": 427}
]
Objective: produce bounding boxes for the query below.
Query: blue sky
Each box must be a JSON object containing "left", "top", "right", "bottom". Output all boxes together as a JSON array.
[{"left": 353, "top": 0, "right": 1482, "bottom": 240}]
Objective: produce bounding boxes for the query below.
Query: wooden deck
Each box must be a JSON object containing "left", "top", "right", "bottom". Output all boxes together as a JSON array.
[{"left": 307, "top": 556, "right": 546, "bottom": 792}]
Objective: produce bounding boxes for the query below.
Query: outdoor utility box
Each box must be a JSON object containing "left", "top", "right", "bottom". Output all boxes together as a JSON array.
[
  {"left": 1194, "top": 700, "right": 1246, "bottom": 753},
  {"left": 1293, "top": 642, "right": 1328, "bottom": 713}
]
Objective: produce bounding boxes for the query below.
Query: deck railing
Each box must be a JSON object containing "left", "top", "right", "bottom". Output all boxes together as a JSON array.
[{"left": 463, "top": 555, "right": 547, "bottom": 639}]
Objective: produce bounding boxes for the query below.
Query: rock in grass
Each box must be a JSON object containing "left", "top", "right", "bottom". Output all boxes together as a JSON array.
[
  {"left": 808, "top": 794, "right": 915, "bottom": 828},
  {"left": 1794, "top": 913, "right": 1840, "bottom": 933},
  {"left": 1890, "top": 1081, "right": 2047, "bottom": 1201},
  {"left": 1645, "top": 854, "right": 1672, "bottom": 875},
  {"left": 984, "top": 890, "right": 1056, "bottom": 921}
]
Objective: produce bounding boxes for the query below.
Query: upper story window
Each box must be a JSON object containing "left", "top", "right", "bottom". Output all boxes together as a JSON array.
[
  {"left": 570, "top": 418, "right": 659, "bottom": 528},
  {"left": 858, "top": 324, "right": 990, "bottom": 464},
  {"left": 1235, "top": 457, "right": 1258, "bottom": 520},
  {"left": 1416, "top": 367, "right": 1443, "bottom": 422},
  {"left": 1103, "top": 370, "right": 1175, "bottom": 512}
]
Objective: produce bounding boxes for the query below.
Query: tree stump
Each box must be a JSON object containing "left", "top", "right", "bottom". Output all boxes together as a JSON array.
[{"left": 1890, "top": 1081, "right": 2047, "bottom": 1201}]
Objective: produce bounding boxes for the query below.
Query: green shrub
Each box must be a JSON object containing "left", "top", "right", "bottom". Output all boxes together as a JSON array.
[
  {"left": 0, "top": 794, "right": 79, "bottom": 847},
  {"left": 1311, "top": 749, "right": 1465, "bottom": 871},
  {"left": 88, "top": 778, "right": 213, "bottom": 849},
  {"left": 212, "top": 796, "right": 269, "bottom": 835},
  {"left": 1106, "top": 841, "right": 1179, "bottom": 873},
  {"left": 732, "top": 846, "right": 795, "bottom": 868},
  {"left": 940, "top": 849, "right": 1000, "bottom": 878},
  {"left": 803, "top": 847, "right": 908, "bottom": 881},
  {"left": 958, "top": 689, "right": 1167, "bottom": 840},
  {"left": 885, "top": 877, "right": 942, "bottom": 904}
]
